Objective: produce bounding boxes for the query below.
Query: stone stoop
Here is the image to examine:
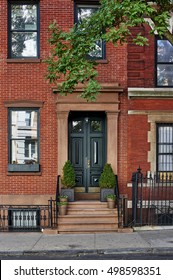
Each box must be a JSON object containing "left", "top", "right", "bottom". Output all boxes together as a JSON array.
[{"left": 57, "top": 201, "right": 119, "bottom": 234}]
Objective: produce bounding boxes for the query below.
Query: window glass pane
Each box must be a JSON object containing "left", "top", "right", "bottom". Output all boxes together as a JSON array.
[
  {"left": 157, "top": 65, "right": 173, "bottom": 86},
  {"left": 11, "top": 140, "right": 38, "bottom": 164},
  {"left": 158, "top": 155, "right": 173, "bottom": 171},
  {"left": 158, "top": 144, "right": 173, "bottom": 153},
  {"left": 158, "top": 126, "right": 173, "bottom": 143},
  {"left": 157, "top": 124, "right": 173, "bottom": 172},
  {"left": 11, "top": 110, "right": 37, "bottom": 139},
  {"left": 89, "top": 39, "right": 103, "bottom": 58},
  {"left": 91, "top": 120, "right": 102, "bottom": 132},
  {"left": 76, "top": 5, "right": 104, "bottom": 59},
  {"left": 71, "top": 120, "right": 83, "bottom": 133},
  {"left": 77, "top": 7, "right": 98, "bottom": 22},
  {"left": 11, "top": 32, "right": 37, "bottom": 57},
  {"left": 11, "top": 5, "right": 37, "bottom": 30},
  {"left": 157, "top": 40, "right": 173, "bottom": 62}
]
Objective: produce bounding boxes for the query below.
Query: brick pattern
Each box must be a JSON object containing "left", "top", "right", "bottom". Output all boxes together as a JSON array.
[
  {"left": 0, "top": 0, "right": 128, "bottom": 198},
  {"left": 127, "top": 26, "right": 155, "bottom": 88},
  {"left": 1, "top": 1, "right": 170, "bottom": 202}
]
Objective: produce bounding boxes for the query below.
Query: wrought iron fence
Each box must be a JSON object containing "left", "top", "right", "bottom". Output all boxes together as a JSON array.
[
  {"left": 0, "top": 198, "right": 57, "bottom": 232},
  {"left": 131, "top": 168, "right": 173, "bottom": 226}
]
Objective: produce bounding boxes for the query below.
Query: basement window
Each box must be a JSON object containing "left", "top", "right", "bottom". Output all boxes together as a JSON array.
[{"left": 8, "top": 208, "right": 40, "bottom": 231}]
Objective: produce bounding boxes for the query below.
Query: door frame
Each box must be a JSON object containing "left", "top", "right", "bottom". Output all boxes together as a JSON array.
[{"left": 55, "top": 83, "right": 123, "bottom": 180}]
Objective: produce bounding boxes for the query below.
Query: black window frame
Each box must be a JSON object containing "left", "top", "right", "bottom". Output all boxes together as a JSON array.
[
  {"left": 155, "top": 36, "right": 173, "bottom": 87},
  {"left": 8, "top": 0, "right": 40, "bottom": 59},
  {"left": 156, "top": 123, "right": 173, "bottom": 174},
  {"left": 74, "top": 1, "right": 106, "bottom": 60},
  {"left": 8, "top": 108, "right": 40, "bottom": 172}
]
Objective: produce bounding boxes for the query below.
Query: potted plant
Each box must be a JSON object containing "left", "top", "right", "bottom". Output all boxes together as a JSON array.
[
  {"left": 57, "top": 201, "right": 68, "bottom": 215},
  {"left": 99, "top": 163, "right": 116, "bottom": 202},
  {"left": 106, "top": 194, "right": 116, "bottom": 209},
  {"left": 61, "top": 160, "right": 76, "bottom": 201}
]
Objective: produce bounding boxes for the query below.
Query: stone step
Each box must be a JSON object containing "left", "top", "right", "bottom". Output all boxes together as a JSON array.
[
  {"left": 67, "top": 209, "right": 117, "bottom": 215},
  {"left": 57, "top": 200, "right": 118, "bottom": 234},
  {"left": 57, "top": 222, "right": 118, "bottom": 230},
  {"left": 58, "top": 228, "right": 118, "bottom": 234},
  {"left": 68, "top": 201, "right": 108, "bottom": 209},
  {"left": 58, "top": 215, "right": 118, "bottom": 223}
]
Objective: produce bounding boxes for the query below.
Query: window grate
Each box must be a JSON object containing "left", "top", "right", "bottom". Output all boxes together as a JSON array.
[{"left": 8, "top": 208, "right": 40, "bottom": 231}]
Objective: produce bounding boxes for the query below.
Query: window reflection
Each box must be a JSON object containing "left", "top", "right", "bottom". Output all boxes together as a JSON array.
[
  {"left": 76, "top": 5, "right": 104, "bottom": 59},
  {"left": 157, "top": 39, "right": 173, "bottom": 86},
  {"left": 11, "top": 5, "right": 37, "bottom": 30},
  {"left": 10, "top": 110, "right": 38, "bottom": 164},
  {"left": 72, "top": 120, "right": 83, "bottom": 133},
  {"left": 12, "top": 32, "right": 37, "bottom": 57},
  {"left": 9, "top": 4, "right": 38, "bottom": 58},
  {"left": 91, "top": 120, "right": 102, "bottom": 132}
]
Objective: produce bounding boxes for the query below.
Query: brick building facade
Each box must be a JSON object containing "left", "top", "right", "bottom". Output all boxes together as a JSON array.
[
  {"left": 1, "top": 0, "right": 173, "bottom": 221},
  {"left": 0, "top": 0, "right": 128, "bottom": 206}
]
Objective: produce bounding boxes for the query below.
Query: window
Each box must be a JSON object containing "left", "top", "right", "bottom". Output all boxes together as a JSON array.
[
  {"left": 8, "top": 208, "right": 40, "bottom": 230},
  {"left": 157, "top": 124, "right": 173, "bottom": 172},
  {"left": 156, "top": 37, "right": 173, "bottom": 86},
  {"left": 75, "top": 3, "right": 106, "bottom": 59},
  {"left": 8, "top": 108, "right": 40, "bottom": 172},
  {"left": 8, "top": 1, "right": 39, "bottom": 58}
]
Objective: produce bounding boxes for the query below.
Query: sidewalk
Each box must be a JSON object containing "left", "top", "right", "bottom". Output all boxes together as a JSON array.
[{"left": 0, "top": 227, "right": 173, "bottom": 257}]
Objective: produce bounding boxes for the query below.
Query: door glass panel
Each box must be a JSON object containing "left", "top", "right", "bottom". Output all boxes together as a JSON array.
[
  {"left": 94, "top": 141, "right": 98, "bottom": 164},
  {"left": 71, "top": 120, "right": 83, "bottom": 133},
  {"left": 91, "top": 120, "right": 102, "bottom": 132}
]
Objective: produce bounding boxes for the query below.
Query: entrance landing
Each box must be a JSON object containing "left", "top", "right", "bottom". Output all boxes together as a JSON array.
[{"left": 75, "top": 192, "right": 100, "bottom": 201}]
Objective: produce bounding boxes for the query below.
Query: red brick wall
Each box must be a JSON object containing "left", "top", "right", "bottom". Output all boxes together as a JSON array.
[
  {"left": 0, "top": 0, "right": 128, "bottom": 197},
  {"left": 127, "top": 26, "right": 155, "bottom": 88},
  {"left": 127, "top": 115, "right": 150, "bottom": 176}
]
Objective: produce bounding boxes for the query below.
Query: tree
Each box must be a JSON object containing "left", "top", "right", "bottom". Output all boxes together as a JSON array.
[{"left": 45, "top": 0, "right": 173, "bottom": 101}]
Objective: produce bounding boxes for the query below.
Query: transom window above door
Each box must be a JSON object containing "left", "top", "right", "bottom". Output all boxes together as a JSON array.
[{"left": 8, "top": 1, "right": 40, "bottom": 58}]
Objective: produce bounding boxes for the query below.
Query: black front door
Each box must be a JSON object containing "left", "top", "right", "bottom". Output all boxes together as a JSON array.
[{"left": 68, "top": 112, "right": 106, "bottom": 192}]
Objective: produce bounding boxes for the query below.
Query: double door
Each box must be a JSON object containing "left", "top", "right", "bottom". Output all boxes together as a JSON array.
[{"left": 68, "top": 112, "right": 106, "bottom": 192}]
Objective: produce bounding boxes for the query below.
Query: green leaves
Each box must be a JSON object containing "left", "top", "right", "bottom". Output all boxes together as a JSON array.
[{"left": 45, "top": 0, "right": 173, "bottom": 101}]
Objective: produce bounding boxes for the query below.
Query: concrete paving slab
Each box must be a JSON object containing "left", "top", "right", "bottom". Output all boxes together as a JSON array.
[
  {"left": 32, "top": 234, "right": 95, "bottom": 251},
  {"left": 0, "top": 232, "right": 41, "bottom": 252},
  {"left": 0, "top": 229, "right": 173, "bottom": 256},
  {"left": 138, "top": 230, "right": 173, "bottom": 249},
  {"left": 95, "top": 232, "right": 150, "bottom": 249}
]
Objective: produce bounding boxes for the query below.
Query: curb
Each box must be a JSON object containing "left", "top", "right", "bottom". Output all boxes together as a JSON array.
[{"left": 1, "top": 247, "right": 173, "bottom": 257}]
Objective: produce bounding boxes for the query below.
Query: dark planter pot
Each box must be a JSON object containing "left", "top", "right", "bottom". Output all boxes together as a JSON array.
[
  {"left": 100, "top": 188, "right": 115, "bottom": 202},
  {"left": 61, "top": 188, "right": 74, "bottom": 202}
]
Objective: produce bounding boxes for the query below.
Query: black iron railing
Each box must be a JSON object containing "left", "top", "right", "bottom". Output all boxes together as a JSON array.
[
  {"left": 131, "top": 168, "right": 173, "bottom": 226},
  {"left": 0, "top": 198, "right": 57, "bottom": 232}
]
